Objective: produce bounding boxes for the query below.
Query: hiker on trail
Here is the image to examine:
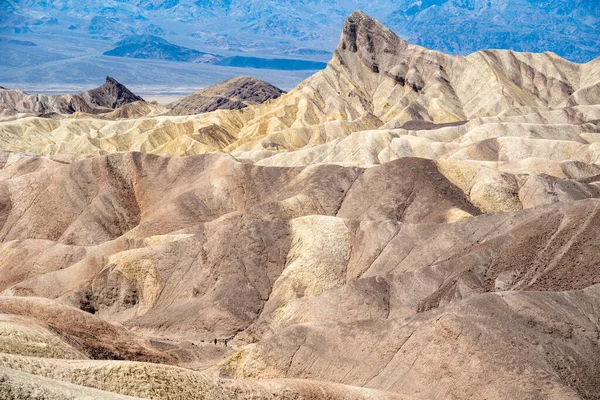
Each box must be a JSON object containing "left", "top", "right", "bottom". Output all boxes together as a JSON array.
[
  {"left": 214, "top": 338, "right": 217, "bottom": 345},
  {"left": 224, "top": 339, "right": 228, "bottom": 347}
]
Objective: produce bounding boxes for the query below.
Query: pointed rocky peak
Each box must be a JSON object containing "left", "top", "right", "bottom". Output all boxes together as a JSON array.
[
  {"left": 339, "top": 11, "right": 406, "bottom": 54},
  {"left": 340, "top": 11, "right": 374, "bottom": 53},
  {"left": 104, "top": 76, "right": 120, "bottom": 87},
  {"left": 335, "top": 11, "right": 408, "bottom": 74},
  {"left": 84, "top": 76, "right": 144, "bottom": 109}
]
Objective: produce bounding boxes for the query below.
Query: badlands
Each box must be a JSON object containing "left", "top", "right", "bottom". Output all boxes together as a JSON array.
[{"left": 0, "top": 11, "right": 599, "bottom": 400}]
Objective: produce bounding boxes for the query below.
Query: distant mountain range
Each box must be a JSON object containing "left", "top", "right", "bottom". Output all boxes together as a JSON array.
[
  {"left": 2, "top": 0, "right": 598, "bottom": 63},
  {"left": 0, "top": 0, "right": 597, "bottom": 91},
  {"left": 103, "top": 35, "right": 328, "bottom": 70},
  {"left": 104, "top": 35, "right": 220, "bottom": 63}
]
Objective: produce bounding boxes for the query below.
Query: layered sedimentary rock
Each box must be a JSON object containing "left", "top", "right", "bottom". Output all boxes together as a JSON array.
[
  {"left": 0, "top": 149, "right": 599, "bottom": 398},
  {"left": 2, "top": 12, "right": 598, "bottom": 159},
  {"left": 167, "top": 76, "right": 285, "bottom": 115},
  {"left": 0, "top": 10, "right": 599, "bottom": 400},
  {"left": 0, "top": 77, "right": 143, "bottom": 120}
]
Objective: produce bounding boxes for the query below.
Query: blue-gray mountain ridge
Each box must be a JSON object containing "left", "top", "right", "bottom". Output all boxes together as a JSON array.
[{"left": 2, "top": 0, "right": 598, "bottom": 62}]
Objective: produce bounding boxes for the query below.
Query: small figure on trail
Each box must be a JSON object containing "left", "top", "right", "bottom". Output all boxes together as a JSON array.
[
  {"left": 214, "top": 338, "right": 217, "bottom": 345},
  {"left": 224, "top": 339, "right": 228, "bottom": 347}
]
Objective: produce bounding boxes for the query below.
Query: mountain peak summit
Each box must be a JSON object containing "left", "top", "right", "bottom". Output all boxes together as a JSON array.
[
  {"left": 336, "top": 11, "right": 408, "bottom": 74},
  {"left": 167, "top": 76, "right": 284, "bottom": 115},
  {"left": 85, "top": 77, "right": 144, "bottom": 109}
]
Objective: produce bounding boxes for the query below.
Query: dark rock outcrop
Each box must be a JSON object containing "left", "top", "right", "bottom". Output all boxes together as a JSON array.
[
  {"left": 167, "top": 76, "right": 284, "bottom": 115},
  {"left": 84, "top": 76, "right": 144, "bottom": 109}
]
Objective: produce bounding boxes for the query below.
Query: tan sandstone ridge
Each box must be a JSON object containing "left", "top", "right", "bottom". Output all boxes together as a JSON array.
[
  {"left": 1, "top": 12, "right": 598, "bottom": 162},
  {"left": 0, "top": 10, "right": 599, "bottom": 400}
]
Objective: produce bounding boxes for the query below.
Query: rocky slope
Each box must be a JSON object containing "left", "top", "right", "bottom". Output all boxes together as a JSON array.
[
  {"left": 0, "top": 149, "right": 599, "bottom": 398},
  {"left": 167, "top": 76, "right": 285, "bottom": 115},
  {"left": 0, "top": 77, "right": 143, "bottom": 119},
  {"left": 0, "top": 11, "right": 599, "bottom": 400},
  {"left": 1, "top": 12, "right": 598, "bottom": 157}
]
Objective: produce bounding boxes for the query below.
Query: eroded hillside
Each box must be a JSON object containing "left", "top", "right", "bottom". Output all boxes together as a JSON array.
[{"left": 0, "top": 11, "right": 599, "bottom": 400}]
